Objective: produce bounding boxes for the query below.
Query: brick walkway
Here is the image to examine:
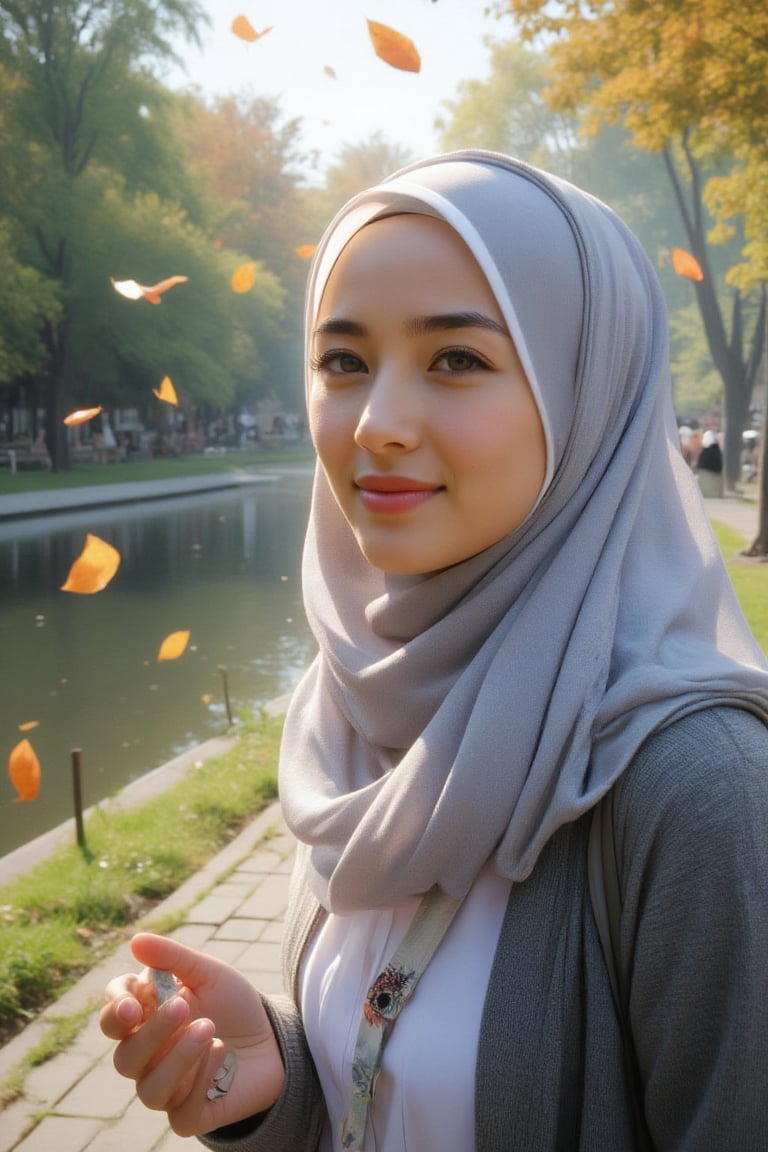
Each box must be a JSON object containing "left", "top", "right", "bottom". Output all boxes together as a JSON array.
[{"left": 0, "top": 801, "right": 294, "bottom": 1152}]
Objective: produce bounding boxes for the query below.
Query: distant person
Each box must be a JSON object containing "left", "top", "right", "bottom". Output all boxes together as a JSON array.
[
  {"left": 696, "top": 430, "right": 723, "bottom": 496},
  {"left": 100, "top": 151, "right": 768, "bottom": 1150}
]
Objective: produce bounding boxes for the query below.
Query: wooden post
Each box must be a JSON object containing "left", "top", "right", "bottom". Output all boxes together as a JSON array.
[
  {"left": 71, "top": 747, "right": 86, "bottom": 849},
  {"left": 217, "top": 665, "right": 234, "bottom": 727}
]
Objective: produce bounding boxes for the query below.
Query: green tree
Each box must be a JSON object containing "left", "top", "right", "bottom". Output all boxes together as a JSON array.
[
  {"left": 61, "top": 170, "right": 285, "bottom": 423},
  {"left": 0, "top": 222, "right": 60, "bottom": 385},
  {"left": 0, "top": 61, "right": 60, "bottom": 398},
  {"left": 435, "top": 40, "right": 577, "bottom": 166},
  {"left": 0, "top": 0, "right": 207, "bottom": 468}
]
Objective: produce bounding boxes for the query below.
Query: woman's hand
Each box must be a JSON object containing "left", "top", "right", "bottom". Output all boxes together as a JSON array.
[{"left": 100, "top": 932, "right": 285, "bottom": 1137}]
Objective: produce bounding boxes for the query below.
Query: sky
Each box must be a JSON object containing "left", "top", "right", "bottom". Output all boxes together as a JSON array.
[{"left": 166, "top": 0, "right": 501, "bottom": 176}]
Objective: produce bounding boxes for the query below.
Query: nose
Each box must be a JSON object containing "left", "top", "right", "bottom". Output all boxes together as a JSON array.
[{"left": 354, "top": 366, "right": 420, "bottom": 454}]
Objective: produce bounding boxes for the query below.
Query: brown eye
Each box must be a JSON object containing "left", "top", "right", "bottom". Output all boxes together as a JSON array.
[
  {"left": 311, "top": 351, "right": 367, "bottom": 375},
  {"left": 431, "top": 347, "right": 491, "bottom": 373},
  {"left": 338, "top": 354, "right": 364, "bottom": 373},
  {"left": 442, "top": 351, "right": 477, "bottom": 371}
]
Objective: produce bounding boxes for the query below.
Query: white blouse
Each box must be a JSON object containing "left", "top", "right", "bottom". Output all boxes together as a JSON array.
[{"left": 301, "top": 865, "right": 511, "bottom": 1151}]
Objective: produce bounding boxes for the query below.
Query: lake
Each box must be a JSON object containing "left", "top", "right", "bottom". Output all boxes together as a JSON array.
[{"left": 0, "top": 470, "right": 316, "bottom": 856}]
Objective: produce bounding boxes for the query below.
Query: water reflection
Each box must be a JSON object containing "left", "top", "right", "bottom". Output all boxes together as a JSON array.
[{"left": 0, "top": 473, "right": 316, "bottom": 855}]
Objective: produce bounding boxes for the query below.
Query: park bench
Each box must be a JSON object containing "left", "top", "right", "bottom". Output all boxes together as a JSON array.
[{"left": 0, "top": 444, "right": 52, "bottom": 473}]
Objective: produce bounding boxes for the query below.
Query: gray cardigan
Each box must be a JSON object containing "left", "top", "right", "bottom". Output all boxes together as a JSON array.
[{"left": 202, "top": 707, "right": 768, "bottom": 1151}]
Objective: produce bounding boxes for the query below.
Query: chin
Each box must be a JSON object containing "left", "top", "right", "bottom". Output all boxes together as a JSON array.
[
  {"left": 360, "top": 546, "right": 450, "bottom": 577},
  {"left": 358, "top": 543, "right": 427, "bottom": 576}
]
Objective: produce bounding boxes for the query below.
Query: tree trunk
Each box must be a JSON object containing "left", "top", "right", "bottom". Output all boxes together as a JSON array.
[
  {"left": 721, "top": 360, "right": 751, "bottom": 491},
  {"left": 743, "top": 319, "right": 768, "bottom": 556},
  {"left": 743, "top": 427, "right": 768, "bottom": 555},
  {"left": 42, "top": 316, "right": 70, "bottom": 472}
]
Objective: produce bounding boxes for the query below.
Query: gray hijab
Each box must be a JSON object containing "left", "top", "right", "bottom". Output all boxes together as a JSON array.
[{"left": 279, "top": 150, "right": 768, "bottom": 914}]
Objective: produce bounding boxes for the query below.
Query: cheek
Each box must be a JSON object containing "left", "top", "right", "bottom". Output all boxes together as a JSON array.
[
  {"left": 308, "top": 389, "right": 334, "bottom": 451},
  {"left": 308, "top": 393, "right": 353, "bottom": 477},
  {"left": 458, "top": 398, "right": 546, "bottom": 498}
]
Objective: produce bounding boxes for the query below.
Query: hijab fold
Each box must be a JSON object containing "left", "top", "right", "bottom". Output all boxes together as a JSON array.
[{"left": 279, "top": 150, "right": 768, "bottom": 914}]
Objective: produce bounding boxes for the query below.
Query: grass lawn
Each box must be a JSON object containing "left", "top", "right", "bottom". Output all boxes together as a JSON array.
[
  {"left": 0, "top": 711, "right": 282, "bottom": 1071},
  {"left": 0, "top": 446, "right": 315, "bottom": 494},
  {"left": 711, "top": 519, "right": 768, "bottom": 653}
]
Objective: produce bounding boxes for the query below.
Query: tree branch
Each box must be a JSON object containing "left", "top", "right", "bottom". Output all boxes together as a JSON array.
[{"left": 661, "top": 146, "right": 694, "bottom": 238}]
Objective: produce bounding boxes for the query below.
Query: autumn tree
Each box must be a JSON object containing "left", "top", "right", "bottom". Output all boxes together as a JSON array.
[
  {"left": 435, "top": 41, "right": 680, "bottom": 252},
  {"left": 499, "top": 0, "right": 767, "bottom": 501},
  {"left": 0, "top": 0, "right": 207, "bottom": 468},
  {"left": 169, "top": 91, "right": 311, "bottom": 412}
]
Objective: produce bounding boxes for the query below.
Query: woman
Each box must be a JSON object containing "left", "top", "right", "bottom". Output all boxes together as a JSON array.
[{"left": 100, "top": 151, "right": 768, "bottom": 1151}]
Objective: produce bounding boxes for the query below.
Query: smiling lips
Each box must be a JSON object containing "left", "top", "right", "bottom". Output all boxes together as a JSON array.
[{"left": 355, "top": 475, "right": 442, "bottom": 515}]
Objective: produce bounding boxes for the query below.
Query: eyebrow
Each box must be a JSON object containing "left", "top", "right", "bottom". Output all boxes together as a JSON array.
[{"left": 313, "top": 311, "right": 509, "bottom": 340}]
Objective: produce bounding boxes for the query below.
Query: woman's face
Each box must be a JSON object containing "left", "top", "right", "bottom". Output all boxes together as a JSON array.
[{"left": 309, "top": 214, "right": 547, "bottom": 575}]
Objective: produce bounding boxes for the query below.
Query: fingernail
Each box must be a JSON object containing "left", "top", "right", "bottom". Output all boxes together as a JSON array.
[
  {"left": 159, "top": 996, "right": 188, "bottom": 1025},
  {"left": 116, "top": 997, "right": 139, "bottom": 1024},
  {"left": 187, "top": 1018, "right": 215, "bottom": 1045}
]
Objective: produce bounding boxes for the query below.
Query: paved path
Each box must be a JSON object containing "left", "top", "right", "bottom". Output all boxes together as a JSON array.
[
  {"left": 0, "top": 473, "right": 276, "bottom": 522},
  {"left": 0, "top": 801, "right": 294, "bottom": 1152},
  {"left": 0, "top": 490, "right": 760, "bottom": 1151},
  {"left": 703, "top": 494, "right": 758, "bottom": 542}
]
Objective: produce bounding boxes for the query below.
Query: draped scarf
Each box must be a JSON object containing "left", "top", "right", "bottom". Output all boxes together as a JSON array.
[{"left": 278, "top": 150, "right": 768, "bottom": 914}]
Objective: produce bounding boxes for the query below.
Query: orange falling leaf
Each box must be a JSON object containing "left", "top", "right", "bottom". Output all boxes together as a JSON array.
[
  {"left": 153, "top": 375, "right": 178, "bottom": 406},
  {"left": 8, "top": 739, "right": 41, "bottom": 802},
  {"left": 110, "top": 275, "right": 188, "bottom": 304},
  {"left": 231, "top": 262, "right": 257, "bottom": 293},
  {"left": 232, "top": 15, "right": 272, "bottom": 42},
  {"left": 201, "top": 693, "right": 213, "bottom": 705},
  {"left": 367, "top": 19, "right": 421, "bottom": 73},
  {"left": 671, "top": 248, "right": 704, "bottom": 282},
  {"left": 295, "top": 244, "right": 317, "bottom": 259},
  {"left": 323, "top": 65, "right": 337, "bottom": 79},
  {"left": 158, "top": 630, "right": 191, "bottom": 662},
  {"left": 61, "top": 533, "right": 121, "bottom": 594},
  {"left": 63, "top": 405, "right": 103, "bottom": 427},
  {"left": 18, "top": 720, "right": 39, "bottom": 732}
]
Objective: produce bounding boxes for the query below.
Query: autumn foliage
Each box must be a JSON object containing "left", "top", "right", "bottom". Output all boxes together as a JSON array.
[
  {"left": 8, "top": 739, "right": 41, "bottom": 802},
  {"left": 500, "top": 0, "right": 768, "bottom": 284},
  {"left": 367, "top": 20, "right": 422, "bottom": 73},
  {"left": 157, "top": 631, "right": 191, "bottom": 662},
  {"left": 61, "top": 534, "right": 122, "bottom": 595}
]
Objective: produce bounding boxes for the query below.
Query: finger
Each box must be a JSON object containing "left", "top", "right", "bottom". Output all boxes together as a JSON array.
[
  {"left": 101, "top": 968, "right": 159, "bottom": 1040},
  {"left": 104, "top": 971, "right": 143, "bottom": 1002},
  {"left": 166, "top": 1036, "right": 237, "bottom": 1138},
  {"left": 100, "top": 993, "right": 143, "bottom": 1040},
  {"left": 113, "top": 995, "right": 191, "bottom": 1081},
  {"left": 130, "top": 932, "right": 229, "bottom": 995},
  {"left": 136, "top": 1019, "right": 217, "bottom": 1120}
]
